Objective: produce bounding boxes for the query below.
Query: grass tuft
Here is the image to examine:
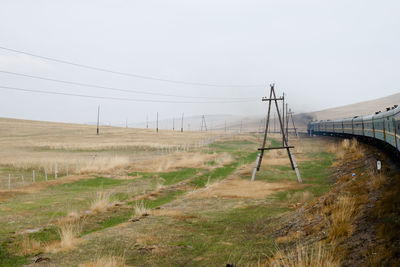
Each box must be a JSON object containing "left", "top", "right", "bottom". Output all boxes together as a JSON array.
[
  {"left": 326, "top": 195, "right": 356, "bottom": 241},
  {"left": 133, "top": 201, "right": 150, "bottom": 218},
  {"left": 90, "top": 191, "right": 111, "bottom": 213},
  {"left": 266, "top": 243, "right": 340, "bottom": 267},
  {"left": 78, "top": 255, "right": 127, "bottom": 267}
]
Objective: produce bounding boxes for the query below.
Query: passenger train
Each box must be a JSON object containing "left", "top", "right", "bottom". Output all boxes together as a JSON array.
[{"left": 307, "top": 105, "right": 400, "bottom": 155}]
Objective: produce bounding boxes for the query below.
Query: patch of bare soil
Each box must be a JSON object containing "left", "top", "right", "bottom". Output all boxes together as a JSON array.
[
  {"left": 187, "top": 176, "right": 302, "bottom": 199},
  {"left": 271, "top": 140, "right": 400, "bottom": 266}
]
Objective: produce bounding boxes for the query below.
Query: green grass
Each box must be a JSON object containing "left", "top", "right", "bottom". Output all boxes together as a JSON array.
[
  {"left": 133, "top": 190, "right": 185, "bottom": 209},
  {"left": 0, "top": 242, "right": 29, "bottom": 267},
  {"left": 29, "top": 227, "right": 59, "bottom": 243},
  {"left": 190, "top": 162, "right": 239, "bottom": 187},
  {"left": 209, "top": 140, "right": 256, "bottom": 152},
  {"left": 127, "top": 205, "right": 289, "bottom": 266},
  {"left": 157, "top": 168, "right": 198, "bottom": 186},
  {"left": 55, "top": 177, "right": 126, "bottom": 192}
]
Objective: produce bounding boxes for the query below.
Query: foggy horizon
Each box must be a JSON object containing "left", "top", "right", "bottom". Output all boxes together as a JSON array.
[{"left": 1, "top": 0, "right": 399, "bottom": 125}]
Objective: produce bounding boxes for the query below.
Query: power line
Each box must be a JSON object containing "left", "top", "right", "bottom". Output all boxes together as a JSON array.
[
  {"left": 0, "top": 85, "right": 258, "bottom": 104},
  {"left": 0, "top": 45, "right": 266, "bottom": 88},
  {"left": 0, "top": 70, "right": 259, "bottom": 100}
]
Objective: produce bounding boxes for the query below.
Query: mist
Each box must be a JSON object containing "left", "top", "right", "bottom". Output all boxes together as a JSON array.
[{"left": 0, "top": 0, "right": 399, "bottom": 126}]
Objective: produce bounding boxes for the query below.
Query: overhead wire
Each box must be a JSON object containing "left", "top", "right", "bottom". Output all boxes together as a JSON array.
[
  {"left": 0, "top": 85, "right": 258, "bottom": 104},
  {"left": 0, "top": 45, "right": 266, "bottom": 88},
  {"left": 0, "top": 70, "right": 259, "bottom": 100}
]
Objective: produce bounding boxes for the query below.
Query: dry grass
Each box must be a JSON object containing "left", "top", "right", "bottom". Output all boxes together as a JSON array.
[
  {"left": 367, "top": 171, "right": 388, "bottom": 191},
  {"left": 187, "top": 177, "right": 301, "bottom": 199},
  {"left": 287, "top": 191, "right": 314, "bottom": 205},
  {"left": 14, "top": 236, "right": 42, "bottom": 256},
  {"left": 130, "top": 151, "right": 233, "bottom": 173},
  {"left": 47, "top": 221, "right": 83, "bottom": 252},
  {"left": 0, "top": 117, "right": 226, "bottom": 189},
  {"left": 78, "top": 255, "right": 127, "bottom": 267},
  {"left": 90, "top": 191, "right": 112, "bottom": 213},
  {"left": 275, "top": 231, "right": 303, "bottom": 244},
  {"left": 266, "top": 243, "right": 340, "bottom": 267},
  {"left": 133, "top": 201, "right": 150, "bottom": 218},
  {"left": 325, "top": 195, "right": 356, "bottom": 241}
]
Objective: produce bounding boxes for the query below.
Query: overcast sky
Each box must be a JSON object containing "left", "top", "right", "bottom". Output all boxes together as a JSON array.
[{"left": 0, "top": 0, "right": 399, "bottom": 126}]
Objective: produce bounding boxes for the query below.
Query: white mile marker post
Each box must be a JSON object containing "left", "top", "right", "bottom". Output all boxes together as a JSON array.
[
  {"left": 33, "top": 170, "right": 35, "bottom": 183},
  {"left": 45, "top": 169, "right": 48, "bottom": 181},
  {"left": 8, "top": 174, "right": 11, "bottom": 190},
  {"left": 22, "top": 174, "right": 24, "bottom": 186}
]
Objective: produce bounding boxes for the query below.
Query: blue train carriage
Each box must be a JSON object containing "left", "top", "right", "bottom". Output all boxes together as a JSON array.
[
  {"left": 382, "top": 105, "right": 400, "bottom": 150},
  {"left": 342, "top": 117, "right": 354, "bottom": 135},
  {"left": 333, "top": 119, "right": 344, "bottom": 134},
  {"left": 395, "top": 107, "right": 400, "bottom": 151},
  {"left": 362, "top": 114, "right": 374, "bottom": 138},
  {"left": 353, "top": 116, "right": 364, "bottom": 136}
]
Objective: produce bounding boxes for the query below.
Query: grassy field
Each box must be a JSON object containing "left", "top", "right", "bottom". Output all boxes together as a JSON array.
[
  {"left": 0, "top": 117, "right": 229, "bottom": 191},
  {"left": 0, "top": 118, "right": 340, "bottom": 266}
]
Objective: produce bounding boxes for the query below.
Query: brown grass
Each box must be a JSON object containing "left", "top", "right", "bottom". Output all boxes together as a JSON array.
[
  {"left": 367, "top": 171, "right": 388, "bottom": 191},
  {"left": 14, "top": 237, "right": 42, "bottom": 256},
  {"left": 275, "top": 231, "right": 303, "bottom": 244},
  {"left": 187, "top": 177, "right": 301, "bottom": 199},
  {"left": 326, "top": 195, "right": 356, "bottom": 241},
  {"left": 266, "top": 243, "right": 340, "bottom": 267},
  {"left": 287, "top": 191, "right": 314, "bottom": 205},
  {"left": 0, "top": 117, "right": 225, "bottom": 189},
  {"left": 133, "top": 201, "right": 150, "bottom": 218},
  {"left": 47, "top": 221, "right": 83, "bottom": 252},
  {"left": 130, "top": 152, "right": 233, "bottom": 173},
  {"left": 78, "top": 256, "right": 127, "bottom": 267},
  {"left": 90, "top": 191, "right": 112, "bottom": 213}
]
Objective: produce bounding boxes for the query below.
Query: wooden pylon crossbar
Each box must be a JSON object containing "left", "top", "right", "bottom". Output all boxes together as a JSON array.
[{"left": 251, "top": 84, "right": 302, "bottom": 183}]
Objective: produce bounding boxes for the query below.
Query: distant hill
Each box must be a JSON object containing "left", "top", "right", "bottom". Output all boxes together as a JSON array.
[{"left": 305, "top": 93, "right": 400, "bottom": 121}]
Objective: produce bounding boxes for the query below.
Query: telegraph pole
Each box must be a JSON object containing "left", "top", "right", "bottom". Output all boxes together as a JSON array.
[
  {"left": 181, "top": 113, "right": 184, "bottom": 132},
  {"left": 156, "top": 112, "right": 159, "bottom": 133},
  {"left": 96, "top": 105, "right": 100, "bottom": 135},
  {"left": 251, "top": 84, "right": 302, "bottom": 183},
  {"left": 282, "top": 93, "right": 285, "bottom": 143}
]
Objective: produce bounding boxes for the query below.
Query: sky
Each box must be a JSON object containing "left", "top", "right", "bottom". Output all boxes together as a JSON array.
[{"left": 0, "top": 0, "right": 399, "bottom": 127}]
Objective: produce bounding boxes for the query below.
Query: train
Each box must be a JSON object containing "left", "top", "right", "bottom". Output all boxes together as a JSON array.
[{"left": 307, "top": 105, "right": 400, "bottom": 154}]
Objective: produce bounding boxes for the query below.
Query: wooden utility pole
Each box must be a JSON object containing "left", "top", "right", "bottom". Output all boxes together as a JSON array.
[
  {"left": 286, "top": 103, "right": 289, "bottom": 139},
  {"left": 287, "top": 108, "right": 299, "bottom": 138},
  {"left": 181, "top": 113, "right": 184, "bottom": 132},
  {"left": 156, "top": 112, "right": 159, "bottom": 133},
  {"left": 282, "top": 93, "right": 285, "bottom": 143},
  {"left": 173, "top": 117, "right": 175, "bottom": 131},
  {"left": 251, "top": 84, "right": 302, "bottom": 183},
  {"left": 96, "top": 105, "right": 100, "bottom": 135},
  {"left": 200, "top": 115, "right": 207, "bottom": 131}
]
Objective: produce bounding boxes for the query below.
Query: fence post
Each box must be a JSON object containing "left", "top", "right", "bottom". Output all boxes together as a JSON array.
[
  {"left": 55, "top": 163, "right": 58, "bottom": 179},
  {"left": 8, "top": 174, "right": 11, "bottom": 190},
  {"left": 66, "top": 163, "right": 69, "bottom": 176},
  {"left": 22, "top": 174, "right": 24, "bottom": 186}
]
